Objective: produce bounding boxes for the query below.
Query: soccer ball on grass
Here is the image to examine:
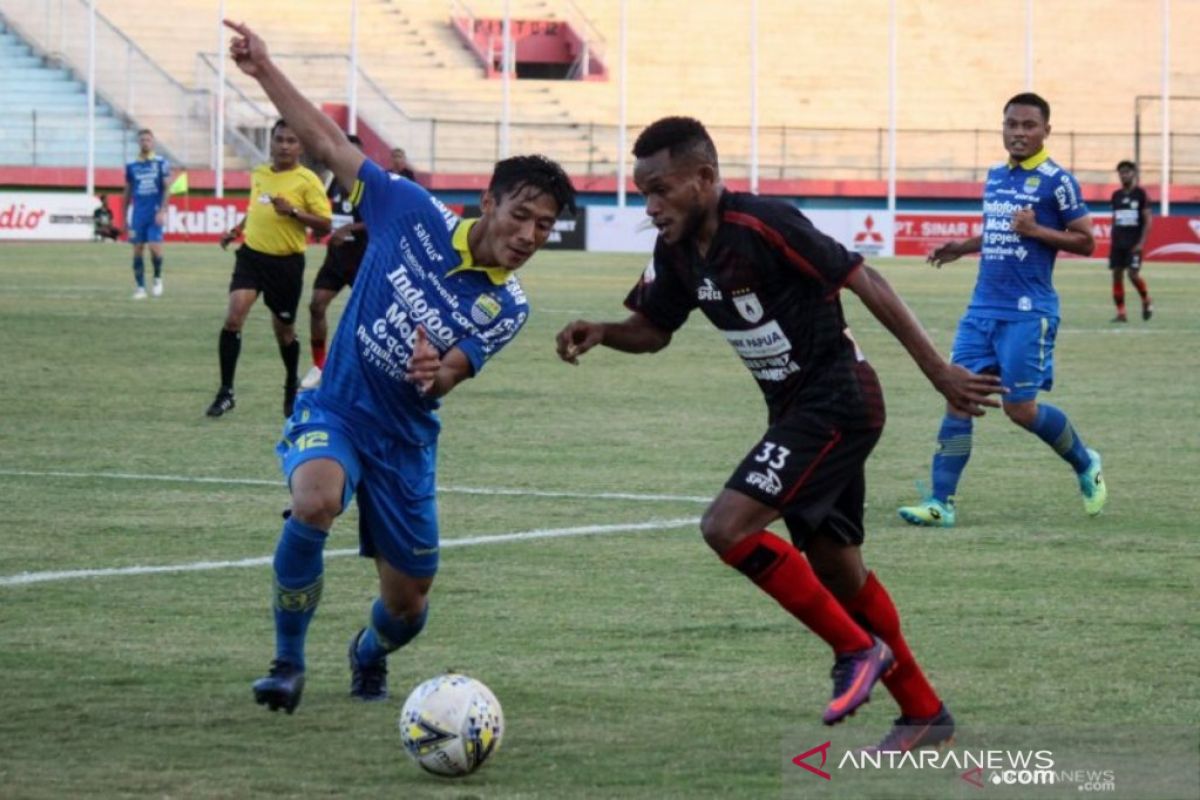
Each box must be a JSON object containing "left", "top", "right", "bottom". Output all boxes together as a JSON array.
[{"left": 398, "top": 673, "right": 504, "bottom": 777}]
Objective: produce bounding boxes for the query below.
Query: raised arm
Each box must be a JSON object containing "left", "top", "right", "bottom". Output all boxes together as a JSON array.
[
  {"left": 224, "top": 20, "right": 363, "bottom": 192},
  {"left": 555, "top": 312, "right": 673, "bottom": 365},
  {"left": 846, "top": 264, "right": 1003, "bottom": 416}
]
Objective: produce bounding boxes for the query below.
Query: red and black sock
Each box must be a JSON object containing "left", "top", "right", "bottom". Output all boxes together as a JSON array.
[
  {"left": 1130, "top": 273, "right": 1150, "bottom": 304},
  {"left": 311, "top": 339, "right": 327, "bottom": 370},
  {"left": 842, "top": 571, "right": 942, "bottom": 719},
  {"left": 1112, "top": 278, "right": 1126, "bottom": 315},
  {"left": 721, "top": 531, "right": 872, "bottom": 654}
]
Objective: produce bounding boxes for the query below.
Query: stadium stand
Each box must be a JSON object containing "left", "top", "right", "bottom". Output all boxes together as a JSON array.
[
  {"left": 0, "top": 0, "right": 1196, "bottom": 184},
  {"left": 0, "top": 19, "right": 136, "bottom": 167}
]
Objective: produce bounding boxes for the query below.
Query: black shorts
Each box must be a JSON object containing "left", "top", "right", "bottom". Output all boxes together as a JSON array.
[
  {"left": 229, "top": 245, "right": 305, "bottom": 323},
  {"left": 1108, "top": 243, "right": 1142, "bottom": 270},
  {"left": 726, "top": 411, "right": 883, "bottom": 550},
  {"left": 313, "top": 239, "right": 366, "bottom": 293}
]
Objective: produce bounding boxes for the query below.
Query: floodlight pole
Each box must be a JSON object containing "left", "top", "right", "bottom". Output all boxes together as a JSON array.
[
  {"left": 500, "top": 0, "right": 511, "bottom": 159},
  {"left": 749, "top": 0, "right": 759, "bottom": 194},
  {"left": 215, "top": 0, "right": 226, "bottom": 198},
  {"left": 886, "top": 0, "right": 896, "bottom": 216},
  {"left": 616, "top": 0, "right": 627, "bottom": 207},
  {"left": 1161, "top": 0, "right": 1170, "bottom": 216},
  {"left": 348, "top": 0, "right": 359, "bottom": 135},
  {"left": 86, "top": 0, "right": 95, "bottom": 197}
]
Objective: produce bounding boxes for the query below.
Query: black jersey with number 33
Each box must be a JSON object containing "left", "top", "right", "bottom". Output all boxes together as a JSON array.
[{"left": 624, "top": 191, "right": 884, "bottom": 427}]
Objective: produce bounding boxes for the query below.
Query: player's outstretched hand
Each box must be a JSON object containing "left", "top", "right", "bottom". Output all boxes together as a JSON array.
[
  {"left": 224, "top": 19, "right": 269, "bottom": 77},
  {"left": 556, "top": 320, "right": 604, "bottom": 365},
  {"left": 927, "top": 241, "right": 964, "bottom": 268},
  {"left": 405, "top": 326, "right": 440, "bottom": 395},
  {"left": 934, "top": 364, "right": 1005, "bottom": 417}
]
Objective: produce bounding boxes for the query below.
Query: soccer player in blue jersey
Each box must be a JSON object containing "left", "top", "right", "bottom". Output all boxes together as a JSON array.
[
  {"left": 223, "top": 20, "right": 576, "bottom": 714},
  {"left": 899, "top": 93, "right": 1107, "bottom": 528},
  {"left": 123, "top": 129, "right": 171, "bottom": 299}
]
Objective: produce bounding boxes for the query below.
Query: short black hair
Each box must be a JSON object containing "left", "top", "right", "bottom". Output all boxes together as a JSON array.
[
  {"left": 488, "top": 154, "right": 577, "bottom": 216},
  {"left": 347, "top": 133, "right": 363, "bottom": 147},
  {"left": 1116, "top": 160, "right": 1137, "bottom": 171},
  {"left": 633, "top": 116, "right": 719, "bottom": 167},
  {"left": 1004, "top": 92, "right": 1051, "bottom": 122},
  {"left": 270, "top": 118, "right": 290, "bottom": 136},
  {"left": 137, "top": 128, "right": 153, "bottom": 137}
]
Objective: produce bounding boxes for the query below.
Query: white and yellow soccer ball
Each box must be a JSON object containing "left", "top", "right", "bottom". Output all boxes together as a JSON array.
[{"left": 398, "top": 673, "right": 504, "bottom": 777}]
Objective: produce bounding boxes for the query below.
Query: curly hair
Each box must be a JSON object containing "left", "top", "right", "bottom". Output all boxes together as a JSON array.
[{"left": 632, "top": 116, "right": 718, "bottom": 167}]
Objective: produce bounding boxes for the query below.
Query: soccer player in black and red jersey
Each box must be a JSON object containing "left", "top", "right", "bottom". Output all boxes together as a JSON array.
[
  {"left": 303, "top": 134, "right": 368, "bottom": 388},
  {"left": 556, "top": 117, "right": 1003, "bottom": 751},
  {"left": 1109, "top": 160, "right": 1153, "bottom": 322}
]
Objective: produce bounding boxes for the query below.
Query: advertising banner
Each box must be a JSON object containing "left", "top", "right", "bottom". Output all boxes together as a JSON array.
[{"left": 0, "top": 192, "right": 97, "bottom": 241}]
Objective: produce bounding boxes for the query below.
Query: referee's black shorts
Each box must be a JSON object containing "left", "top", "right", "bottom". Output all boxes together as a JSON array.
[
  {"left": 725, "top": 410, "right": 883, "bottom": 551},
  {"left": 229, "top": 245, "right": 305, "bottom": 323}
]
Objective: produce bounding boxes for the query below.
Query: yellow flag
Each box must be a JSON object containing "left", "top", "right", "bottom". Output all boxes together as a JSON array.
[{"left": 168, "top": 171, "right": 189, "bottom": 195}]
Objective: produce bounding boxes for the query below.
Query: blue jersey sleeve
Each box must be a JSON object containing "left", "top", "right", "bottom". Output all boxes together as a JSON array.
[
  {"left": 1052, "top": 170, "right": 1089, "bottom": 226},
  {"left": 454, "top": 297, "right": 529, "bottom": 376},
  {"left": 354, "top": 159, "right": 431, "bottom": 232}
]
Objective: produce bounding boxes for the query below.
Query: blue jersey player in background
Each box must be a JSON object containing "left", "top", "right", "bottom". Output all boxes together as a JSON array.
[
  {"left": 899, "top": 93, "right": 1107, "bottom": 528},
  {"left": 223, "top": 19, "right": 576, "bottom": 714},
  {"left": 123, "top": 128, "right": 171, "bottom": 299}
]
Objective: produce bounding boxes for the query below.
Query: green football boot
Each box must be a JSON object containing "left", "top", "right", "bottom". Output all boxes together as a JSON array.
[
  {"left": 897, "top": 494, "right": 956, "bottom": 528},
  {"left": 1079, "top": 448, "right": 1107, "bottom": 516}
]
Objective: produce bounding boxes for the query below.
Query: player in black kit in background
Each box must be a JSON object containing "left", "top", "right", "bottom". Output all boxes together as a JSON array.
[{"left": 1108, "top": 160, "right": 1153, "bottom": 322}]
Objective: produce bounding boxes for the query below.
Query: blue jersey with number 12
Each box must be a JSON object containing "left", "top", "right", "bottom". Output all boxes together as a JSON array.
[
  {"left": 969, "top": 150, "right": 1089, "bottom": 321},
  {"left": 313, "top": 160, "right": 529, "bottom": 446}
]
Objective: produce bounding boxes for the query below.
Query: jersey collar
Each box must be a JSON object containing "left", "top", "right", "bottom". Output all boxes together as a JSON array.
[
  {"left": 138, "top": 151, "right": 157, "bottom": 161},
  {"left": 1008, "top": 147, "right": 1050, "bottom": 171},
  {"left": 447, "top": 218, "right": 509, "bottom": 285}
]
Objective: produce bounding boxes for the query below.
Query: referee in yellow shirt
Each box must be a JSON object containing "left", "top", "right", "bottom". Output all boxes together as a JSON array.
[{"left": 207, "top": 119, "right": 331, "bottom": 418}]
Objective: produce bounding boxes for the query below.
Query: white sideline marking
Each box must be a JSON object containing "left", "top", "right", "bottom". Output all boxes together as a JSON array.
[
  {"left": 0, "top": 517, "right": 700, "bottom": 587},
  {"left": 0, "top": 469, "right": 711, "bottom": 504}
]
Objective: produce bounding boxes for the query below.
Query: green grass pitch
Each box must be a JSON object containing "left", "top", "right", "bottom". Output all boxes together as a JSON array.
[{"left": 0, "top": 242, "right": 1196, "bottom": 798}]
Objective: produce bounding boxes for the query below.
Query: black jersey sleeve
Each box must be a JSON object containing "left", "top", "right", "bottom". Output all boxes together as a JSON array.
[
  {"left": 622, "top": 241, "right": 695, "bottom": 332},
  {"left": 732, "top": 201, "right": 864, "bottom": 292}
]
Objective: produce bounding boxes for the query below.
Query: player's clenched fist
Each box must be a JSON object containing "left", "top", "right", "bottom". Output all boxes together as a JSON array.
[
  {"left": 405, "top": 326, "right": 440, "bottom": 395},
  {"left": 556, "top": 320, "right": 604, "bottom": 365}
]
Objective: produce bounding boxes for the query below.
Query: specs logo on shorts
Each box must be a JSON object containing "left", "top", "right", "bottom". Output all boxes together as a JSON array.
[{"left": 745, "top": 467, "right": 782, "bottom": 496}]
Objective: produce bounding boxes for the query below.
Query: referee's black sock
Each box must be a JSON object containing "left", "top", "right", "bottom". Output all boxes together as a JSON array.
[
  {"left": 280, "top": 339, "right": 300, "bottom": 387},
  {"left": 219, "top": 328, "right": 241, "bottom": 392}
]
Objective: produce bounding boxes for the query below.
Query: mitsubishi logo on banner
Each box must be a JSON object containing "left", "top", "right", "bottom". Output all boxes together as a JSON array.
[{"left": 849, "top": 211, "right": 894, "bottom": 257}]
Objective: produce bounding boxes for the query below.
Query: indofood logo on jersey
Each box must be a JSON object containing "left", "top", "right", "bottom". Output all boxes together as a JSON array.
[
  {"left": 385, "top": 265, "right": 455, "bottom": 342},
  {"left": 470, "top": 294, "right": 502, "bottom": 326}
]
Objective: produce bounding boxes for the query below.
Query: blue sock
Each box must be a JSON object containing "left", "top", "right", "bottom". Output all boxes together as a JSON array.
[
  {"left": 151, "top": 255, "right": 163, "bottom": 279},
  {"left": 930, "top": 415, "right": 973, "bottom": 503},
  {"left": 132, "top": 255, "right": 145, "bottom": 288},
  {"left": 271, "top": 517, "right": 328, "bottom": 670},
  {"left": 355, "top": 598, "right": 428, "bottom": 666},
  {"left": 1029, "top": 404, "right": 1092, "bottom": 474}
]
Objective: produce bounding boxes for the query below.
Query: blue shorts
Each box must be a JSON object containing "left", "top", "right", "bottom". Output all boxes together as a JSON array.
[
  {"left": 950, "top": 315, "right": 1058, "bottom": 403},
  {"left": 128, "top": 214, "right": 163, "bottom": 244},
  {"left": 276, "top": 394, "right": 440, "bottom": 577}
]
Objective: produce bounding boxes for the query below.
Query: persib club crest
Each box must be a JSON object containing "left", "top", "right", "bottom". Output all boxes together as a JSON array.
[
  {"left": 732, "top": 289, "right": 763, "bottom": 323},
  {"left": 470, "top": 294, "right": 502, "bottom": 326},
  {"left": 1023, "top": 176, "right": 1041, "bottom": 194}
]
